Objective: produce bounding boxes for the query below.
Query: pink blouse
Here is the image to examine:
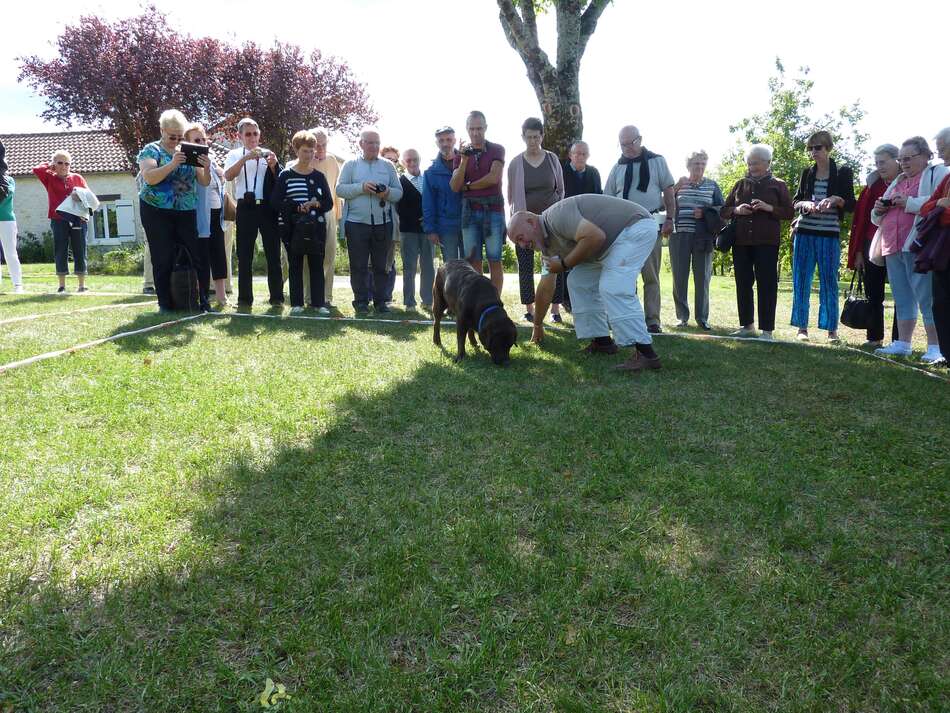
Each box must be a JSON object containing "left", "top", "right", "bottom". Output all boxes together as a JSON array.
[{"left": 880, "top": 173, "right": 921, "bottom": 256}]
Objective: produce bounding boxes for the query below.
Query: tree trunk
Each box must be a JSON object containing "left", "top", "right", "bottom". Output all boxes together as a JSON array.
[{"left": 496, "top": 0, "right": 609, "bottom": 160}]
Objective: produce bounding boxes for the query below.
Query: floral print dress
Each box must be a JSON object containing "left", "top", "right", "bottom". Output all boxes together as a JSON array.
[{"left": 137, "top": 141, "right": 198, "bottom": 211}]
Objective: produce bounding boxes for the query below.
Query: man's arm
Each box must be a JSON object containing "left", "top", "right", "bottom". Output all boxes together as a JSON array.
[
  {"left": 335, "top": 161, "right": 364, "bottom": 200},
  {"left": 661, "top": 185, "right": 676, "bottom": 235},
  {"left": 602, "top": 165, "right": 620, "bottom": 197},
  {"left": 385, "top": 165, "right": 403, "bottom": 203},
  {"left": 223, "top": 152, "right": 247, "bottom": 181},
  {"left": 449, "top": 156, "right": 467, "bottom": 192},
  {"left": 468, "top": 160, "right": 503, "bottom": 190}
]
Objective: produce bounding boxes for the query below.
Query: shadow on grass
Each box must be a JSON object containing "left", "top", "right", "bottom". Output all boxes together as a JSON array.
[
  {"left": 0, "top": 292, "right": 155, "bottom": 309},
  {"left": 4, "top": 329, "right": 949, "bottom": 711}
]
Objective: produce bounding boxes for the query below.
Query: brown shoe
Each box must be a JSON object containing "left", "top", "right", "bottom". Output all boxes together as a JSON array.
[
  {"left": 583, "top": 339, "right": 619, "bottom": 355},
  {"left": 615, "top": 351, "right": 662, "bottom": 372}
]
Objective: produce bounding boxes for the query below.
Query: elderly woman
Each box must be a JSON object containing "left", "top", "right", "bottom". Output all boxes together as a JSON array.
[
  {"left": 183, "top": 123, "right": 228, "bottom": 309},
  {"left": 871, "top": 136, "right": 949, "bottom": 362},
  {"left": 271, "top": 130, "right": 333, "bottom": 314},
  {"left": 918, "top": 127, "right": 950, "bottom": 365},
  {"left": 32, "top": 149, "right": 91, "bottom": 293},
  {"left": 508, "top": 117, "right": 566, "bottom": 323},
  {"left": 0, "top": 141, "right": 24, "bottom": 293},
  {"left": 791, "top": 131, "right": 856, "bottom": 342},
  {"left": 846, "top": 144, "right": 901, "bottom": 347},
  {"left": 671, "top": 150, "right": 724, "bottom": 330},
  {"left": 137, "top": 109, "right": 210, "bottom": 313},
  {"left": 721, "top": 144, "right": 795, "bottom": 340}
]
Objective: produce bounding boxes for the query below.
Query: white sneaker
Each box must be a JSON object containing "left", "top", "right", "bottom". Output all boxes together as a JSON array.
[
  {"left": 730, "top": 327, "right": 758, "bottom": 338},
  {"left": 14, "top": 285, "right": 25, "bottom": 294},
  {"left": 758, "top": 331, "right": 774, "bottom": 341},
  {"left": 795, "top": 331, "right": 809, "bottom": 342},
  {"left": 920, "top": 345, "right": 945, "bottom": 364},
  {"left": 676, "top": 320, "right": 689, "bottom": 328},
  {"left": 289, "top": 306, "right": 304, "bottom": 315},
  {"left": 874, "top": 341, "right": 912, "bottom": 357},
  {"left": 317, "top": 307, "right": 330, "bottom": 316}
]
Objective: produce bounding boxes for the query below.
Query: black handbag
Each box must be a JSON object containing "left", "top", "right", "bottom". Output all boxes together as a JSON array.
[
  {"left": 840, "top": 268, "right": 871, "bottom": 330},
  {"left": 169, "top": 244, "right": 200, "bottom": 311},
  {"left": 715, "top": 220, "right": 737, "bottom": 252},
  {"left": 290, "top": 213, "right": 324, "bottom": 256}
]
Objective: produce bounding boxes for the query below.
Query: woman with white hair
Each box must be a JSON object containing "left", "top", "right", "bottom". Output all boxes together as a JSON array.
[
  {"left": 137, "top": 109, "right": 211, "bottom": 313},
  {"left": 871, "top": 136, "right": 948, "bottom": 362},
  {"left": 720, "top": 144, "right": 795, "bottom": 340},
  {"left": 671, "top": 150, "right": 724, "bottom": 330},
  {"left": 918, "top": 127, "right": 950, "bottom": 365},
  {"left": 32, "top": 148, "right": 91, "bottom": 293}
]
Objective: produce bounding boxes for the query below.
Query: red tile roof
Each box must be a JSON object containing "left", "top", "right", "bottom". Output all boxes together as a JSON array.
[{"left": 0, "top": 129, "right": 133, "bottom": 176}]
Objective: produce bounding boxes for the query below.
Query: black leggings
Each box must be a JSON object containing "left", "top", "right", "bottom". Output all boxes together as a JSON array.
[
  {"left": 516, "top": 245, "right": 563, "bottom": 306},
  {"left": 140, "top": 201, "right": 200, "bottom": 310}
]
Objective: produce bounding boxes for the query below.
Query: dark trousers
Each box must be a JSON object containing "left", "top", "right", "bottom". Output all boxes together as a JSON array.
[
  {"left": 733, "top": 243, "right": 778, "bottom": 331},
  {"left": 863, "top": 259, "right": 887, "bottom": 342},
  {"left": 517, "top": 245, "right": 564, "bottom": 306},
  {"left": 139, "top": 201, "right": 199, "bottom": 311},
  {"left": 51, "top": 215, "right": 88, "bottom": 276},
  {"left": 286, "top": 241, "right": 326, "bottom": 308},
  {"left": 345, "top": 221, "right": 392, "bottom": 307},
  {"left": 195, "top": 211, "right": 228, "bottom": 303},
  {"left": 933, "top": 266, "right": 950, "bottom": 360},
  {"left": 236, "top": 202, "right": 283, "bottom": 306}
]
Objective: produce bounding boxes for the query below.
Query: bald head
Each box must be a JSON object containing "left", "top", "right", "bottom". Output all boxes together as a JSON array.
[
  {"left": 619, "top": 125, "right": 642, "bottom": 159},
  {"left": 507, "top": 211, "right": 543, "bottom": 251}
]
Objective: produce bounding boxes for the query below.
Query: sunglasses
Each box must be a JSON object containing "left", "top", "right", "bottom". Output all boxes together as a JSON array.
[
  {"left": 165, "top": 134, "right": 184, "bottom": 142},
  {"left": 807, "top": 145, "right": 827, "bottom": 152},
  {"left": 190, "top": 137, "right": 207, "bottom": 144},
  {"left": 54, "top": 161, "right": 70, "bottom": 166}
]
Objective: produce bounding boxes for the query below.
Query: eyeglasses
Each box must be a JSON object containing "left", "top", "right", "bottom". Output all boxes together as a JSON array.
[
  {"left": 54, "top": 161, "right": 70, "bottom": 166},
  {"left": 165, "top": 134, "right": 183, "bottom": 142},
  {"left": 898, "top": 153, "right": 921, "bottom": 163},
  {"left": 807, "top": 145, "right": 827, "bottom": 152},
  {"left": 243, "top": 131, "right": 260, "bottom": 136},
  {"left": 191, "top": 137, "right": 207, "bottom": 144},
  {"left": 620, "top": 137, "right": 642, "bottom": 148}
]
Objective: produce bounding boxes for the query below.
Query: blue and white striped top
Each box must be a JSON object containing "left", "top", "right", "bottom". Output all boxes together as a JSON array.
[
  {"left": 796, "top": 178, "right": 841, "bottom": 236},
  {"left": 674, "top": 177, "right": 723, "bottom": 233}
]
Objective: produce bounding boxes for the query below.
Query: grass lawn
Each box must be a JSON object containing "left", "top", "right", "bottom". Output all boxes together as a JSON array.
[{"left": 1, "top": 264, "right": 948, "bottom": 712}]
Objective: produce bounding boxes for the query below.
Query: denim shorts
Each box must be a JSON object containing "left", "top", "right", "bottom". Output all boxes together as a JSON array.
[{"left": 461, "top": 206, "right": 505, "bottom": 262}]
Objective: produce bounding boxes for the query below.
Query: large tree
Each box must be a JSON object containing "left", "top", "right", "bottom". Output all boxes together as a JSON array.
[
  {"left": 496, "top": 0, "right": 610, "bottom": 158},
  {"left": 18, "top": 6, "right": 377, "bottom": 167}
]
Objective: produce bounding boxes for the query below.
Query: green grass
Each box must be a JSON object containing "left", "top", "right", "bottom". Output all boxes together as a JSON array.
[{"left": 0, "top": 265, "right": 947, "bottom": 712}]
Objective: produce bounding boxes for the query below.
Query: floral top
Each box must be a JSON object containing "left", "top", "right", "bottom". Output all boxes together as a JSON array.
[{"left": 137, "top": 141, "right": 198, "bottom": 211}]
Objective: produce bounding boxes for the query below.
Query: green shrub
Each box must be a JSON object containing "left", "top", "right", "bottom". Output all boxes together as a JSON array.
[
  {"left": 17, "top": 231, "right": 55, "bottom": 263},
  {"left": 88, "top": 245, "right": 144, "bottom": 275}
]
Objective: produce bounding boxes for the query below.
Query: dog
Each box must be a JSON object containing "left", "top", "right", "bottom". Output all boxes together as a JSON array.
[{"left": 432, "top": 257, "right": 517, "bottom": 365}]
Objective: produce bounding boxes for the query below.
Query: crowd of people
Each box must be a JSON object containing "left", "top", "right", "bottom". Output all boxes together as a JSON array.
[{"left": 2, "top": 113, "right": 949, "bottom": 370}]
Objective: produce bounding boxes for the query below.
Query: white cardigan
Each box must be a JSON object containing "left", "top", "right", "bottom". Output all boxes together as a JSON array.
[{"left": 871, "top": 162, "right": 949, "bottom": 251}]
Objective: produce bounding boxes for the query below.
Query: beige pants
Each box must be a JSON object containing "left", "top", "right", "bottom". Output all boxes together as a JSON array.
[
  {"left": 142, "top": 240, "right": 154, "bottom": 289},
  {"left": 281, "top": 213, "right": 337, "bottom": 304},
  {"left": 639, "top": 231, "right": 663, "bottom": 327}
]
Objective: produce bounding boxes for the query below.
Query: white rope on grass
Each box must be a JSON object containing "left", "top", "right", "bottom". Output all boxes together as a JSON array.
[
  {"left": 0, "top": 301, "right": 156, "bottom": 327},
  {"left": 0, "top": 313, "right": 207, "bottom": 375}
]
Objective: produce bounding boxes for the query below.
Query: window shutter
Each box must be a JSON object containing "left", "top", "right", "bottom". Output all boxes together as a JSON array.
[{"left": 115, "top": 200, "right": 135, "bottom": 239}]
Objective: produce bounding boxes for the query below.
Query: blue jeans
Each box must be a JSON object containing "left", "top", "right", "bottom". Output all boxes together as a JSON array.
[
  {"left": 51, "top": 215, "right": 88, "bottom": 276},
  {"left": 791, "top": 230, "right": 840, "bottom": 331},
  {"left": 400, "top": 232, "right": 434, "bottom": 307},
  {"left": 438, "top": 230, "right": 464, "bottom": 262},
  {"left": 886, "top": 251, "right": 934, "bottom": 325},
  {"left": 461, "top": 205, "right": 505, "bottom": 262}
]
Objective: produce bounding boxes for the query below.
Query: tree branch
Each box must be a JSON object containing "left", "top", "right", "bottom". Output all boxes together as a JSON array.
[
  {"left": 496, "top": 0, "right": 556, "bottom": 93},
  {"left": 577, "top": 0, "right": 611, "bottom": 56}
]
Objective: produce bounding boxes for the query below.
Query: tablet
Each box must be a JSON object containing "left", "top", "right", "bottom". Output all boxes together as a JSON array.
[{"left": 179, "top": 141, "right": 209, "bottom": 167}]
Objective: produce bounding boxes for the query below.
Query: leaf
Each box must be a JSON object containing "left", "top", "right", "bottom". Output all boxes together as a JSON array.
[{"left": 259, "top": 677, "right": 275, "bottom": 708}]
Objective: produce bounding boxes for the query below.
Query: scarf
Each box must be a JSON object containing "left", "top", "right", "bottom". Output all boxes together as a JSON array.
[{"left": 619, "top": 148, "right": 660, "bottom": 199}]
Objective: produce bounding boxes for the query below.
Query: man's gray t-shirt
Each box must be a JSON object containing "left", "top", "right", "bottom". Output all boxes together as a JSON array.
[
  {"left": 603, "top": 155, "right": 674, "bottom": 213},
  {"left": 540, "top": 194, "right": 652, "bottom": 262}
]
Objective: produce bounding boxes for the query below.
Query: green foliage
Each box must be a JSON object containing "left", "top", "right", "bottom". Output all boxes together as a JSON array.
[
  {"left": 15, "top": 231, "right": 55, "bottom": 264},
  {"left": 88, "top": 246, "right": 144, "bottom": 275},
  {"left": 711, "top": 59, "right": 868, "bottom": 275}
]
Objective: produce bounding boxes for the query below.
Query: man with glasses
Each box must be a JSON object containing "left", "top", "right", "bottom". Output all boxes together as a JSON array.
[
  {"left": 396, "top": 148, "right": 433, "bottom": 310},
  {"left": 603, "top": 125, "right": 676, "bottom": 333},
  {"left": 450, "top": 110, "right": 506, "bottom": 295},
  {"left": 336, "top": 128, "right": 403, "bottom": 314},
  {"left": 224, "top": 117, "right": 284, "bottom": 308}
]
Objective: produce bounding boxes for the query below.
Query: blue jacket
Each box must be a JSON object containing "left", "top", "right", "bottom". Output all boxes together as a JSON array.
[
  {"left": 196, "top": 169, "right": 226, "bottom": 238},
  {"left": 422, "top": 154, "right": 461, "bottom": 235}
]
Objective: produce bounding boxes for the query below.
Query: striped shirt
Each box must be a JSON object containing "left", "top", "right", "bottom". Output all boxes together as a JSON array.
[
  {"left": 796, "top": 178, "right": 841, "bottom": 236},
  {"left": 284, "top": 174, "right": 312, "bottom": 204},
  {"left": 674, "top": 177, "right": 723, "bottom": 233}
]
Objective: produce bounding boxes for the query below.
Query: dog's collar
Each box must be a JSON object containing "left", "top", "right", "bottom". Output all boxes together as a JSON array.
[{"left": 477, "top": 304, "right": 501, "bottom": 332}]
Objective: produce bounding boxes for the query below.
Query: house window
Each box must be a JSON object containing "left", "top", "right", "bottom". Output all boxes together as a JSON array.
[{"left": 90, "top": 200, "right": 135, "bottom": 244}]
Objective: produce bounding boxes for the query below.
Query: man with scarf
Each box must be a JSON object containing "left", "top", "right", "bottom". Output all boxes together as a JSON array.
[{"left": 603, "top": 125, "right": 676, "bottom": 333}]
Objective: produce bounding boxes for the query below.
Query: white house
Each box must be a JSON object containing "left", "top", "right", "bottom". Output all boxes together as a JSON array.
[{"left": 1, "top": 129, "right": 142, "bottom": 246}]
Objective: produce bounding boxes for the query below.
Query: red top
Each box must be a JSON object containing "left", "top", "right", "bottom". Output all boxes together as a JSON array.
[
  {"left": 32, "top": 163, "right": 88, "bottom": 219},
  {"left": 920, "top": 173, "right": 950, "bottom": 227},
  {"left": 846, "top": 177, "right": 886, "bottom": 269}
]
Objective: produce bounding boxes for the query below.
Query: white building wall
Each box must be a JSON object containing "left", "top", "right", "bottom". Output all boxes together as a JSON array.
[{"left": 11, "top": 173, "right": 144, "bottom": 243}]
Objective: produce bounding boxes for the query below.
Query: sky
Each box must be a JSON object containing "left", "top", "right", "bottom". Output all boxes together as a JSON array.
[{"left": 3, "top": 0, "right": 948, "bottom": 179}]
